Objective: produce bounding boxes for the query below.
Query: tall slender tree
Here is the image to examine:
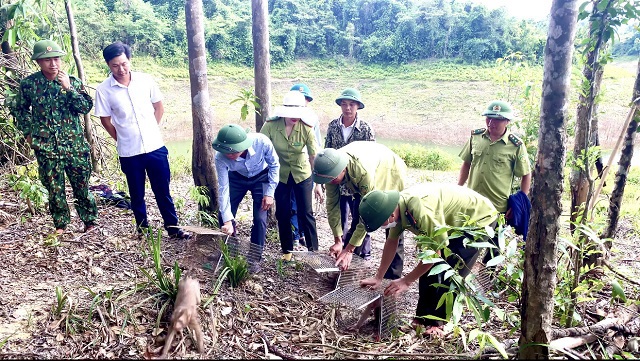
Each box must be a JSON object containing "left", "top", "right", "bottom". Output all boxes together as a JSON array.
[
  {"left": 186, "top": 0, "right": 218, "bottom": 212},
  {"left": 251, "top": 0, "right": 271, "bottom": 131},
  {"left": 64, "top": 0, "right": 101, "bottom": 172},
  {"left": 519, "top": 0, "right": 579, "bottom": 358},
  {"left": 603, "top": 60, "right": 640, "bottom": 239}
]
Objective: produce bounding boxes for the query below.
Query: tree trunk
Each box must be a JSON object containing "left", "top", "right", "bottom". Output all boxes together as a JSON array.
[
  {"left": 251, "top": 0, "right": 271, "bottom": 132},
  {"left": 186, "top": 0, "right": 218, "bottom": 212},
  {"left": 519, "top": 0, "right": 579, "bottom": 358},
  {"left": 65, "top": 0, "right": 101, "bottom": 173},
  {"left": 603, "top": 59, "right": 640, "bottom": 240}
]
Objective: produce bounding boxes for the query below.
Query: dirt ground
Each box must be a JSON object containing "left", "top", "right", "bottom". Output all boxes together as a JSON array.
[{"left": 1, "top": 165, "right": 640, "bottom": 359}]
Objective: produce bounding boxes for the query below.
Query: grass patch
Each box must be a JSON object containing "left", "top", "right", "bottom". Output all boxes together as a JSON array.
[{"left": 391, "top": 144, "right": 455, "bottom": 171}]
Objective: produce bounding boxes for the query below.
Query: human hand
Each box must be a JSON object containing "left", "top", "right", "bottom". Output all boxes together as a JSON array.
[
  {"left": 314, "top": 184, "right": 324, "bottom": 203},
  {"left": 221, "top": 221, "right": 234, "bottom": 235},
  {"left": 329, "top": 238, "right": 342, "bottom": 258},
  {"left": 360, "top": 277, "right": 382, "bottom": 290},
  {"left": 384, "top": 278, "right": 411, "bottom": 297},
  {"left": 261, "top": 195, "right": 274, "bottom": 211},
  {"left": 57, "top": 70, "right": 72, "bottom": 90},
  {"left": 335, "top": 249, "right": 353, "bottom": 271},
  {"left": 505, "top": 208, "right": 513, "bottom": 220}
]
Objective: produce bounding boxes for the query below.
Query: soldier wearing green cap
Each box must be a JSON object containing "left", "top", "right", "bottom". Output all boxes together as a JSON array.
[
  {"left": 11, "top": 39, "right": 98, "bottom": 235},
  {"left": 313, "top": 141, "right": 406, "bottom": 279},
  {"left": 212, "top": 124, "right": 280, "bottom": 272},
  {"left": 323, "top": 88, "right": 376, "bottom": 260},
  {"left": 358, "top": 184, "right": 497, "bottom": 336},
  {"left": 458, "top": 100, "right": 531, "bottom": 263}
]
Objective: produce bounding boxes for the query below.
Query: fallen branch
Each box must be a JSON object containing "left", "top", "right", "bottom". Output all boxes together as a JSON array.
[
  {"left": 259, "top": 331, "right": 296, "bottom": 360},
  {"left": 603, "top": 259, "right": 640, "bottom": 287}
]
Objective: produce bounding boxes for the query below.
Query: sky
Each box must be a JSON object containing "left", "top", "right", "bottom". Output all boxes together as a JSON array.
[{"left": 470, "top": 0, "right": 554, "bottom": 21}]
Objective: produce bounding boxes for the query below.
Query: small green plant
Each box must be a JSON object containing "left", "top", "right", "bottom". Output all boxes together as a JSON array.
[
  {"left": 43, "top": 232, "right": 61, "bottom": 247},
  {"left": 276, "top": 259, "right": 288, "bottom": 278},
  {"left": 52, "top": 286, "right": 69, "bottom": 317},
  {"left": 138, "top": 227, "right": 182, "bottom": 299},
  {"left": 219, "top": 240, "right": 249, "bottom": 288},
  {"left": 7, "top": 165, "right": 48, "bottom": 215},
  {"left": 230, "top": 87, "right": 260, "bottom": 121}
]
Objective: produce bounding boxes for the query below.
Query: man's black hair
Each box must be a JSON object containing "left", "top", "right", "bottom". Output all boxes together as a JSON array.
[{"left": 103, "top": 41, "right": 131, "bottom": 63}]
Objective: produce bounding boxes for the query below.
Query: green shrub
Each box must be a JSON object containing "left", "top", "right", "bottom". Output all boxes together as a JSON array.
[
  {"left": 219, "top": 240, "right": 249, "bottom": 288},
  {"left": 390, "top": 144, "right": 454, "bottom": 171}
]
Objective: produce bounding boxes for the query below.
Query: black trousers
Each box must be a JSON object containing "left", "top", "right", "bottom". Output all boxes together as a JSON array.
[
  {"left": 414, "top": 232, "right": 485, "bottom": 326},
  {"left": 274, "top": 174, "right": 318, "bottom": 253}
]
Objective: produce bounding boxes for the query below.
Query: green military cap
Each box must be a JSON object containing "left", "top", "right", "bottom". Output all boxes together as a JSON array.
[
  {"left": 212, "top": 124, "right": 252, "bottom": 154},
  {"left": 32, "top": 40, "right": 66, "bottom": 60},
  {"left": 359, "top": 190, "right": 400, "bottom": 232},
  {"left": 481, "top": 100, "right": 515, "bottom": 121},
  {"left": 312, "top": 148, "right": 349, "bottom": 184},
  {"left": 290, "top": 83, "right": 313, "bottom": 102},
  {"left": 335, "top": 88, "right": 364, "bottom": 109}
]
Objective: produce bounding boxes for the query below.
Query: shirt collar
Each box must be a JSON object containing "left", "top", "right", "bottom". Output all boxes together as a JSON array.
[
  {"left": 339, "top": 115, "right": 361, "bottom": 130},
  {"left": 109, "top": 72, "right": 133, "bottom": 88},
  {"left": 482, "top": 128, "right": 511, "bottom": 144}
]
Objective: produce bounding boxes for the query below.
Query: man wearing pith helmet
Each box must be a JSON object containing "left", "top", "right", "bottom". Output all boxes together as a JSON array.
[
  {"left": 313, "top": 141, "right": 406, "bottom": 279},
  {"left": 358, "top": 184, "right": 498, "bottom": 336},
  {"left": 323, "top": 88, "right": 376, "bottom": 261},
  {"left": 457, "top": 100, "right": 531, "bottom": 261},
  {"left": 213, "top": 124, "right": 279, "bottom": 273},
  {"left": 11, "top": 40, "right": 98, "bottom": 235}
]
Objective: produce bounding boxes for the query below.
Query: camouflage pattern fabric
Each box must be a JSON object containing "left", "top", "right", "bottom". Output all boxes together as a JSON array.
[{"left": 11, "top": 71, "right": 98, "bottom": 229}]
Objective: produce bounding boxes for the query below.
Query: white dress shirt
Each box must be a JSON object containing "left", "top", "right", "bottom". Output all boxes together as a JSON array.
[{"left": 94, "top": 72, "right": 165, "bottom": 157}]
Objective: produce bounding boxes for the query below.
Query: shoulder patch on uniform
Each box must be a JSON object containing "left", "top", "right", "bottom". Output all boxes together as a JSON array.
[
  {"left": 472, "top": 128, "right": 486, "bottom": 135},
  {"left": 509, "top": 134, "right": 523, "bottom": 146}
]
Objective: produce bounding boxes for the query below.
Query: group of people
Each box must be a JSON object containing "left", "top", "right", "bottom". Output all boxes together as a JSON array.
[
  {"left": 12, "top": 40, "right": 190, "bottom": 239},
  {"left": 212, "top": 88, "right": 532, "bottom": 335},
  {"left": 14, "top": 39, "right": 532, "bottom": 336}
]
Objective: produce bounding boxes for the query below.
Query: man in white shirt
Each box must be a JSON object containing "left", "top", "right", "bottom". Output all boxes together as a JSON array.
[
  {"left": 213, "top": 124, "right": 279, "bottom": 272},
  {"left": 94, "top": 41, "right": 189, "bottom": 240}
]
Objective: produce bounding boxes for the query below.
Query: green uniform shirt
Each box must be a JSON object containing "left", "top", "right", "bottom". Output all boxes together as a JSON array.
[
  {"left": 388, "top": 183, "right": 498, "bottom": 250},
  {"left": 459, "top": 129, "right": 531, "bottom": 212},
  {"left": 326, "top": 141, "right": 407, "bottom": 246},
  {"left": 11, "top": 71, "right": 93, "bottom": 159},
  {"left": 261, "top": 117, "right": 317, "bottom": 183}
]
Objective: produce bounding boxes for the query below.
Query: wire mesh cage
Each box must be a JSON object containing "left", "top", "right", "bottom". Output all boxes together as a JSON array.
[{"left": 290, "top": 251, "right": 341, "bottom": 273}]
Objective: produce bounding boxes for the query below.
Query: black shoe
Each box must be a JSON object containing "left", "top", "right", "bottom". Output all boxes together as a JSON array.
[
  {"left": 84, "top": 222, "right": 97, "bottom": 233},
  {"left": 169, "top": 229, "right": 191, "bottom": 240}
]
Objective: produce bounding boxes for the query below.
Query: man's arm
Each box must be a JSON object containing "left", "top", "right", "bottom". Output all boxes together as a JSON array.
[
  {"left": 100, "top": 116, "right": 118, "bottom": 141},
  {"left": 153, "top": 101, "right": 164, "bottom": 124},
  {"left": 520, "top": 173, "right": 532, "bottom": 195},
  {"left": 10, "top": 82, "right": 33, "bottom": 142},
  {"left": 66, "top": 77, "right": 93, "bottom": 114},
  {"left": 458, "top": 161, "right": 471, "bottom": 186}
]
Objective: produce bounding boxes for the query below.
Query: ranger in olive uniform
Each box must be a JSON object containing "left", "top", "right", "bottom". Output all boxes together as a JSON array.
[
  {"left": 11, "top": 40, "right": 98, "bottom": 234},
  {"left": 313, "top": 142, "right": 406, "bottom": 279},
  {"left": 457, "top": 100, "right": 531, "bottom": 213},
  {"left": 358, "top": 184, "right": 498, "bottom": 336},
  {"left": 260, "top": 91, "right": 323, "bottom": 261}
]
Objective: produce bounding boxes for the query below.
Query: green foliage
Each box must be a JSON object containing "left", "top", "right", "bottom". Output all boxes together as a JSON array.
[
  {"left": 138, "top": 227, "right": 182, "bottom": 299},
  {"left": 219, "top": 239, "right": 249, "bottom": 288},
  {"left": 52, "top": 286, "right": 69, "bottom": 317},
  {"left": 7, "top": 165, "right": 48, "bottom": 215},
  {"left": 390, "top": 144, "right": 454, "bottom": 171},
  {"left": 229, "top": 88, "right": 260, "bottom": 122}
]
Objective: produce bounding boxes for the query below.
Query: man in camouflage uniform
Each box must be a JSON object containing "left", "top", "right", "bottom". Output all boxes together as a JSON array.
[
  {"left": 323, "top": 88, "right": 376, "bottom": 259},
  {"left": 11, "top": 40, "right": 98, "bottom": 234}
]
